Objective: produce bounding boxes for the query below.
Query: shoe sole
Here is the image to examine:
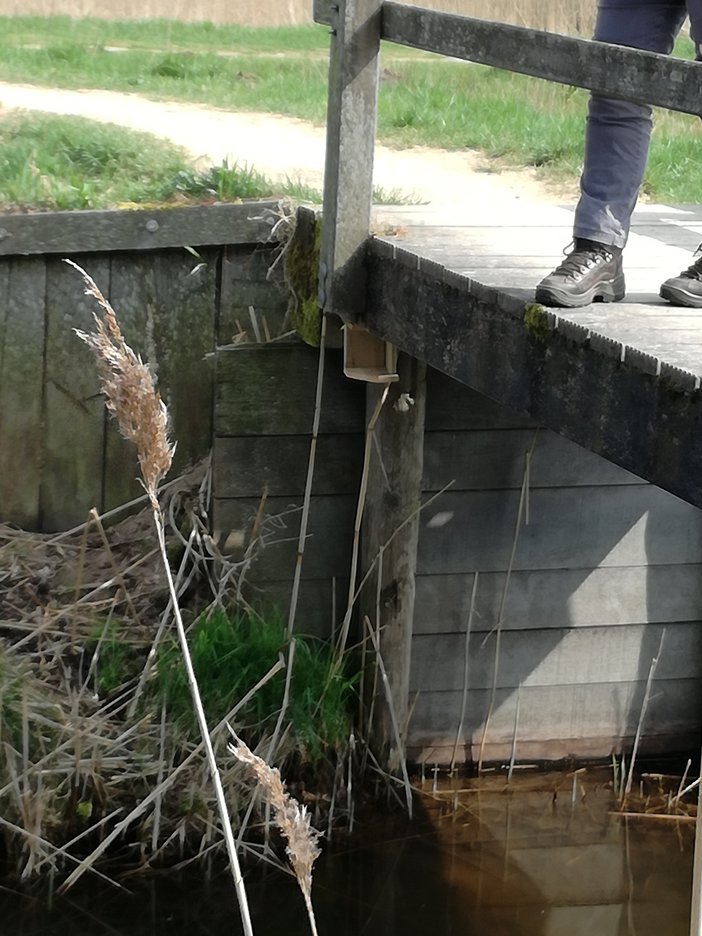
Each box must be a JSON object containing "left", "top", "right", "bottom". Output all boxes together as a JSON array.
[
  {"left": 659, "top": 283, "right": 702, "bottom": 308},
  {"left": 535, "top": 275, "right": 626, "bottom": 309}
]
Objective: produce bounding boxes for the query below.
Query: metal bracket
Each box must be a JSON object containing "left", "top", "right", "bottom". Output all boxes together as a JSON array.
[{"left": 343, "top": 324, "right": 399, "bottom": 383}]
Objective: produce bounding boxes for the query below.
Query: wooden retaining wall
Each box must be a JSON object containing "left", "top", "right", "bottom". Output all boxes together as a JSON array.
[
  {"left": 0, "top": 202, "right": 286, "bottom": 531},
  {"left": 3, "top": 204, "right": 701, "bottom": 764},
  {"left": 214, "top": 341, "right": 702, "bottom": 764}
]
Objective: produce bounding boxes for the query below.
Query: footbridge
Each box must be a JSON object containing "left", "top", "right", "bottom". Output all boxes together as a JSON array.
[{"left": 301, "top": 0, "right": 702, "bottom": 777}]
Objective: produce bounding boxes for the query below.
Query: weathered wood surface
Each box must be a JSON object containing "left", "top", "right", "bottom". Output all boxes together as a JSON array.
[
  {"left": 416, "top": 485, "right": 702, "bottom": 572},
  {"left": 412, "top": 622, "right": 702, "bottom": 691},
  {"left": 216, "top": 345, "right": 365, "bottom": 436},
  {"left": 319, "top": 0, "right": 382, "bottom": 318},
  {"left": 103, "top": 251, "right": 218, "bottom": 509},
  {"left": 414, "top": 564, "right": 702, "bottom": 633},
  {"left": 381, "top": 3, "right": 702, "bottom": 115},
  {"left": 361, "top": 355, "right": 427, "bottom": 768},
  {"left": 215, "top": 434, "right": 363, "bottom": 497},
  {"left": 211, "top": 494, "right": 357, "bottom": 581},
  {"left": 363, "top": 236, "right": 702, "bottom": 510},
  {"left": 42, "top": 256, "right": 109, "bottom": 530},
  {"left": 315, "top": 0, "right": 702, "bottom": 116},
  {"left": 423, "top": 429, "right": 641, "bottom": 491},
  {"left": 0, "top": 258, "right": 46, "bottom": 528},
  {"left": 408, "top": 677, "right": 702, "bottom": 763},
  {"left": 218, "top": 245, "right": 289, "bottom": 344},
  {"left": 0, "top": 202, "right": 282, "bottom": 257}
]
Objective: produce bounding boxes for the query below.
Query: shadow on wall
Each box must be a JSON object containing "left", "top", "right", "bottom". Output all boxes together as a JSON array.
[{"left": 407, "top": 370, "right": 702, "bottom": 764}]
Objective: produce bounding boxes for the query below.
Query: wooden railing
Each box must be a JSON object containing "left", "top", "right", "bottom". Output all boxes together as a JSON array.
[{"left": 314, "top": 0, "right": 702, "bottom": 327}]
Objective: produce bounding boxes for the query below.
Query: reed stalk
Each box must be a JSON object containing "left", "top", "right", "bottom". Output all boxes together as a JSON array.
[
  {"left": 229, "top": 734, "right": 321, "bottom": 936},
  {"left": 623, "top": 628, "right": 666, "bottom": 800},
  {"left": 67, "top": 260, "right": 254, "bottom": 936}
]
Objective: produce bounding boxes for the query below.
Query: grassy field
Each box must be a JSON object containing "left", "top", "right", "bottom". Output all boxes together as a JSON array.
[
  {"left": 0, "top": 112, "right": 324, "bottom": 209},
  {"left": 0, "top": 0, "right": 597, "bottom": 32},
  {"left": 0, "top": 16, "right": 699, "bottom": 204}
]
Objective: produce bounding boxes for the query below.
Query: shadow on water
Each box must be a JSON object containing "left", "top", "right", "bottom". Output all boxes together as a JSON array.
[{"left": 1, "top": 771, "right": 694, "bottom": 936}]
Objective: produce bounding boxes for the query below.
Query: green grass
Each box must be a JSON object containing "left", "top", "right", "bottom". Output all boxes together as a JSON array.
[
  {"left": 152, "top": 608, "right": 356, "bottom": 766},
  {"left": 0, "top": 17, "right": 699, "bottom": 202},
  {"left": 0, "top": 112, "right": 325, "bottom": 210}
]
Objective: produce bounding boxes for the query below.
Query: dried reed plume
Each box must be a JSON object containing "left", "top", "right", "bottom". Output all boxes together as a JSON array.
[
  {"left": 229, "top": 734, "right": 321, "bottom": 936},
  {"left": 67, "top": 259, "right": 174, "bottom": 506},
  {"left": 68, "top": 260, "right": 255, "bottom": 936}
]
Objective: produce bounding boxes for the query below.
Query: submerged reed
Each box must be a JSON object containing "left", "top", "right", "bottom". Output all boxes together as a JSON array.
[{"left": 229, "top": 733, "right": 321, "bottom": 936}]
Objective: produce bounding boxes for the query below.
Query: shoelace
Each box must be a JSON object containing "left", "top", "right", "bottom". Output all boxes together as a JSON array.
[
  {"left": 553, "top": 242, "right": 613, "bottom": 278},
  {"left": 680, "top": 243, "right": 702, "bottom": 280}
]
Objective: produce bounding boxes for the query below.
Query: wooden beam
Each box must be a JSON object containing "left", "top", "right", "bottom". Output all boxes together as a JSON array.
[
  {"left": 361, "top": 354, "right": 426, "bottom": 771},
  {"left": 381, "top": 3, "right": 702, "bottom": 116},
  {"left": 319, "top": 0, "right": 382, "bottom": 319},
  {"left": 364, "top": 239, "right": 702, "bottom": 510},
  {"left": 0, "top": 202, "right": 283, "bottom": 257}
]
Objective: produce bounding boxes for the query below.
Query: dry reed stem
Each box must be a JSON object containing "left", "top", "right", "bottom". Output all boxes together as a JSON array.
[
  {"left": 623, "top": 628, "right": 666, "bottom": 800},
  {"left": 67, "top": 260, "right": 254, "bottom": 936},
  {"left": 287, "top": 312, "right": 328, "bottom": 639},
  {"left": 228, "top": 734, "right": 321, "bottom": 936},
  {"left": 450, "top": 571, "right": 478, "bottom": 773},
  {"left": 478, "top": 431, "right": 538, "bottom": 772},
  {"left": 336, "top": 382, "right": 391, "bottom": 660},
  {"left": 66, "top": 259, "right": 174, "bottom": 506},
  {"left": 364, "top": 616, "right": 413, "bottom": 818}
]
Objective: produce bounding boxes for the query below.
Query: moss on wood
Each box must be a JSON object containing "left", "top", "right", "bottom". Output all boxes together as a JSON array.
[{"left": 284, "top": 208, "right": 322, "bottom": 347}]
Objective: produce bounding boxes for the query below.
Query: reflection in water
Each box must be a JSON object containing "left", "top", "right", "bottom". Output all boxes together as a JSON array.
[{"left": 2, "top": 771, "right": 694, "bottom": 936}]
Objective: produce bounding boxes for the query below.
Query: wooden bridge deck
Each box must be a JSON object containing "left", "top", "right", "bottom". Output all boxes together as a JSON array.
[{"left": 363, "top": 201, "right": 702, "bottom": 509}]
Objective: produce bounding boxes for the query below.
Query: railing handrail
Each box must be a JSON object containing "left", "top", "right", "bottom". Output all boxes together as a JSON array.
[
  {"left": 315, "top": 0, "right": 702, "bottom": 116},
  {"left": 314, "top": 0, "right": 702, "bottom": 324}
]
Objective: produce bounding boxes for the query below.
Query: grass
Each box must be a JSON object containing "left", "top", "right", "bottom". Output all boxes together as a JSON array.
[
  {"left": 154, "top": 608, "right": 356, "bottom": 765},
  {"left": 0, "top": 18, "right": 699, "bottom": 202},
  {"left": 0, "top": 112, "right": 325, "bottom": 209}
]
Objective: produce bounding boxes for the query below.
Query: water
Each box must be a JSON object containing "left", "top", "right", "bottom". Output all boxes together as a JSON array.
[{"left": 3, "top": 770, "right": 694, "bottom": 936}]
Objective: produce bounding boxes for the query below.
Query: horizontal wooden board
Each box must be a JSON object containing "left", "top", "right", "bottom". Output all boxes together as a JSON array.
[
  {"left": 246, "top": 578, "right": 349, "bottom": 639},
  {"left": 410, "top": 622, "right": 702, "bottom": 692},
  {"left": 381, "top": 3, "right": 702, "bottom": 115},
  {"left": 408, "top": 731, "right": 700, "bottom": 765},
  {"left": 0, "top": 202, "right": 282, "bottom": 257},
  {"left": 422, "top": 428, "right": 641, "bottom": 492},
  {"left": 41, "top": 256, "right": 108, "bottom": 530},
  {"left": 416, "top": 486, "right": 702, "bottom": 574},
  {"left": 365, "top": 244, "right": 702, "bottom": 509},
  {"left": 216, "top": 345, "right": 366, "bottom": 436},
  {"left": 0, "top": 257, "right": 46, "bottom": 528},
  {"left": 215, "top": 434, "right": 364, "bottom": 498},
  {"left": 425, "top": 368, "right": 534, "bottom": 431},
  {"left": 414, "top": 565, "right": 702, "bottom": 633},
  {"left": 212, "top": 494, "right": 356, "bottom": 581},
  {"left": 407, "top": 677, "right": 702, "bottom": 749}
]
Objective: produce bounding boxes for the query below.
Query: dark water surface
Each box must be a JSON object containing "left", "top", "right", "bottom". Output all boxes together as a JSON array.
[{"left": 3, "top": 771, "right": 694, "bottom": 936}]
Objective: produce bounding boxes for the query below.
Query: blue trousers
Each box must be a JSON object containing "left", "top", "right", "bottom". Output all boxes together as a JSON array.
[{"left": 573, "top": 0, "right": 702, "bottom": 248}]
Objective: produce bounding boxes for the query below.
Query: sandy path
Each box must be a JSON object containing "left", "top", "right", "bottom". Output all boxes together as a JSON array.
[{"left": 0, "top": 81, "right": 577, "bottom": 219}]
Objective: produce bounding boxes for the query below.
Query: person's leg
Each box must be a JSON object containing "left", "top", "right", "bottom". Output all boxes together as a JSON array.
[
  {"left": 657, "top": 0, "right": 702, "bottom": 306},
  {"left": 537, "top": 0, "right": 687, "bottom": 307},
  {"left": 575, "top": 0, "right": 688, "bottom": 248}
]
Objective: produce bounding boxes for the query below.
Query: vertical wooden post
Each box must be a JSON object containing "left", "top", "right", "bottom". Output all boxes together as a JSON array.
[
  {"left": 691, "top": 755, "right": 702, "bottom": 936},
  {"left": 362, "top": 354, "right": 426, "bottom": 772},
  {"left": 318, "top": 0, "right": 382, "bottom": 320}
]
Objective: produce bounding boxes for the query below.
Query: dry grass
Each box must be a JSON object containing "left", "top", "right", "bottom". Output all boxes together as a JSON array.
[{"left": 0, "top": 0, "right": 595, "bottom": 33}]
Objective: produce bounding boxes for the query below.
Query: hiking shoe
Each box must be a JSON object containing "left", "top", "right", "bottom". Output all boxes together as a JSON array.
[
  {"left": 535, "top": 239, "right": 625, "bottom": 308},
  {"left": 659, "top": 246, "right": 702, "bottom": 308}
]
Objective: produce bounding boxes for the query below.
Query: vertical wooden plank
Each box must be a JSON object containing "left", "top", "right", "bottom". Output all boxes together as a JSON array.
[
  {"left": 362, "top": 354, "right": 427, "bottom": 770},
  {"left": 0, "top": 258, "right": 47, "bottom": 530},
  {"left": 41, "top": 256, "right": 109, "bottom": 531},
  {"left": 319, "top": 0, "right": 382, "bottom": 319},
  {"left": 104, "top": 250, "right": 217, "bottom": 510}
]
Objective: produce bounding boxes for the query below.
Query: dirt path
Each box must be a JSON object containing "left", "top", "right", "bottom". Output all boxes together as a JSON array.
[{"left": 0, "top": 81, "right": 577, "bottom": 214}]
